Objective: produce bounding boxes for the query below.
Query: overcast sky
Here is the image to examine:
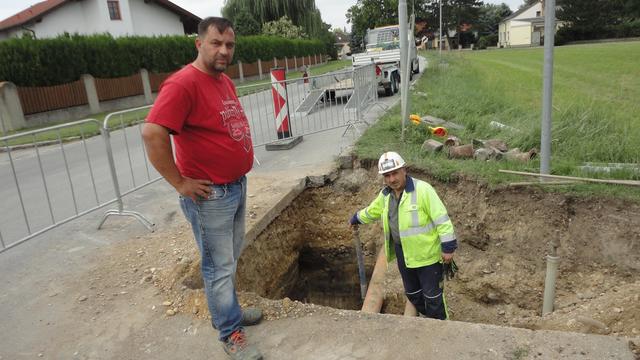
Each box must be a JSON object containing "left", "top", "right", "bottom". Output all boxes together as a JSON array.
[{"left": 1, "top": 0, "right": 526, "bottom": 32}]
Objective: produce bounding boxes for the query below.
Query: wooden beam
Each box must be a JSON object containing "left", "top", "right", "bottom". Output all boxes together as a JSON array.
[{"left": 499, "top": 169, "right": 640, "bottom": 187}]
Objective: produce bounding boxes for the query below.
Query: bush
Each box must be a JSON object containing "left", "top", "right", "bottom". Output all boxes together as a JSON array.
[
  {"left": 0, "top": 33, "right": 326, "bottom": 86},
  {"left": 476, "top": 34, "right": 498, "bottom": 49}
]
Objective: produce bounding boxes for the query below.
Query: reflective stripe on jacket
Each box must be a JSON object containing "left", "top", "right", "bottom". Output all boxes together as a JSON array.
[{"left": 356, "top": 176, "right": 455, "bottom": 268}]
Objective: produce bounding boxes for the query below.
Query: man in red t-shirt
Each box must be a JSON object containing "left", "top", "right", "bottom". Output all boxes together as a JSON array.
[{"left": 142, "top": 17, "right": 262, "bottom": 360}]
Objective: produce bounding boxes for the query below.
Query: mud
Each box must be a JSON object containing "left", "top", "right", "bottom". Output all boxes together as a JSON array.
[{"left": 163, "top": 166, "right": 640, "bottom": 337}]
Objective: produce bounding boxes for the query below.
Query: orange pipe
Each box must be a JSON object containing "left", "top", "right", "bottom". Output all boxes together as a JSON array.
[{"left": 361, "top": 248, "right": 387, "bottom": 313}]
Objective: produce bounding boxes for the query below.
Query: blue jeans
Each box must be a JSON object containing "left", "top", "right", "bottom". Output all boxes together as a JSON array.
[{"left": 179, "top": 176, "right": 246, "bottom": 341}]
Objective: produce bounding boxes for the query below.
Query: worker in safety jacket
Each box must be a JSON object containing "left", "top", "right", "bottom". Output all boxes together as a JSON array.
[{"left": 349, "top": 151, "right": 457, "bottom": 320}]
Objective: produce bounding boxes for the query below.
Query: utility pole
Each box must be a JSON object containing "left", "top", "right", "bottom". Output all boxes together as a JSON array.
[
  {"left": 399, "top": 0, "right": 409, "bottom": 141},
  {"left": 540, "top": 0, "right": 556, "bottom": 176},
  {"left": 540, "top": 0, "right": 558, "bottom": 316},
  {"left": 439, "top": 0, "right": 443, "bottom": 56}
]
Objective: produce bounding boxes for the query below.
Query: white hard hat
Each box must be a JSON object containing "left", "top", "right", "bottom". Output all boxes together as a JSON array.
[{"left": 378, "top": 151, "right": 406, "bottom": 174}]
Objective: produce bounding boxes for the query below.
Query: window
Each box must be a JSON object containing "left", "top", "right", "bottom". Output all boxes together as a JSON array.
[
  {"left": 536, "top": 11, "right": 541, "bottom": 17},
  {"left": 107, "top": 1, "right": 121, "bottom": 20}
]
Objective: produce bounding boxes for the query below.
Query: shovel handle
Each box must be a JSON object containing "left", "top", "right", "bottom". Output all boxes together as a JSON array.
[{"left": 352, "top": 227, "right": 368, "bottom": 300}]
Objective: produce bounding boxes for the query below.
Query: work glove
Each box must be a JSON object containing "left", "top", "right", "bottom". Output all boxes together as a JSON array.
[
  {"left": 443, "top": 259, "right": 458, "bottom": 281},
  {"left": 349, "top": 213, "right": 361, "bottom": 225}
]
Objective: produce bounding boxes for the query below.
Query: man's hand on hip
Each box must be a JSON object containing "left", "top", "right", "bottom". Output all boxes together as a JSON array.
[{"left": 177, "top": 177, "right": 212, "bottom": 201}]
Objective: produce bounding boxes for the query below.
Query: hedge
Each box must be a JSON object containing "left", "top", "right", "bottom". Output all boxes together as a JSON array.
[{"left": 0, "top": 34, "right": 325, "bottom": 86}]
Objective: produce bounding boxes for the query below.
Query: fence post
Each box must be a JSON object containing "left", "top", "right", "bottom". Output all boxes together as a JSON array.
[
  {"left": 274, "top": 57, "right": 278, "bottom": 67},
  {"left": 294, "top": 56, "right": 297, "bottom": 70},
  {"left": 139, "top": 69, "right": 153, "bottom": 104},
  {"left": 238, "top": 61, "right": 244, "bottom": 82},
  {"left": 284, "top": 56, "right": 289, "bottom": 72},
  {"left": 258, "top": 59, "right": 263, "bottom": 80},
  {"left": 0, "top": 82, "right": 27, "bottom": 132},
  {"left": 81, "top": 74, "right": 101, "bottom": 114}
]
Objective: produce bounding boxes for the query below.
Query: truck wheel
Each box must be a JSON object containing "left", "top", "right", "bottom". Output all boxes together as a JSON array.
[
  {"left": 392, "top": 73, "right": 399, "bottom": 94},
  {"left": 385, "top": 83, "right": 393, "bottom": 97}
]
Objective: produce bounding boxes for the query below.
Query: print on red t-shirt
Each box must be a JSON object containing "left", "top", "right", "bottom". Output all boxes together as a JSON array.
[
  {"left": 146, "top": 65, "right": 254, "bottom": 184},
  {"left": 221, "top": 98, "right": 252, "bottom": 152}
]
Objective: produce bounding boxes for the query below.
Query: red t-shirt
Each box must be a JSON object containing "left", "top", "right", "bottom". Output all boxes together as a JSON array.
[{"left": 147, "top": 64, "right": 253, "bottom": 184}]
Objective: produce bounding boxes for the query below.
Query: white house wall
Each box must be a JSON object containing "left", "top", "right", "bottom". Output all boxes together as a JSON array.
[
  {"left": 129, "top": 0, "right": 184, "bottom": 36},
  {"left": 1, "top": 0, "right": 188, "bottom": 39},
  {"left": 517, "top": 3, "right": 542, "bottom": 19},
  {"left": 95, "top": 0, "right": 135, "bottom": 36},
  {"left": 508, "top": 21, "right": 533, "bottom": 46},
  {"left": 22, "top": 1, "right": 89, "bottom": 38}
]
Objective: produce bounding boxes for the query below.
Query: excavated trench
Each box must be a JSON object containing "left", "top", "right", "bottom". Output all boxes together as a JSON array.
[{"left": 234, "top": 167, "right": 640, "bottom": 336}]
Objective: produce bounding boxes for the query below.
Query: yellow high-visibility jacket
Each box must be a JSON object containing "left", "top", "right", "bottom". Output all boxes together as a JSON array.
[{"left": 357, "top": 176, "right": 456, "bottom": 268}]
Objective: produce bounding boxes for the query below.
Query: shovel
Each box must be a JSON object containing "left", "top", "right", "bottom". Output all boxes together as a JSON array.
[{"left": 352, "top": 226, "right": 368, "bottom": 300}]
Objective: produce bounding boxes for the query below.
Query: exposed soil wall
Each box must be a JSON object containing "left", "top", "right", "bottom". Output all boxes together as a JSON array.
[{"left": 161, "top": 166, "right": 639, "bottom": 337}]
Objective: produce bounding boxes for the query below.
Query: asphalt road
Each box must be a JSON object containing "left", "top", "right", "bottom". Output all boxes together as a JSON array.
[{"left": 0, "top": 68, "right": 380, "bottom": 249}]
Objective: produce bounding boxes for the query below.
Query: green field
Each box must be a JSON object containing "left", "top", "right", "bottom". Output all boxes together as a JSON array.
[{"left": 356, "top": 42, "right": 640, "bottom": 198}]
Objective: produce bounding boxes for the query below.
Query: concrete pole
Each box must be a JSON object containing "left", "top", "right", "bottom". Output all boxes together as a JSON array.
[
  {"left": 0, "top": 82, "right": 27, "bottom": 131},
  {"left": 139, "top": 69, "right": 153, "bottom": 104},
  {"left": 540, "top": 0, "right": 556, "bottom": 176},
  {"left": 399, "top": 0, "right": 408, "bottom": 141},
  {"left": 284, "top": 57, "right": 289, "bottom": 72},
  {"left": 238, "top": 61, "right": 244, "bottom": 82},
  {"left": 81, "top": 74, "right": 101, "bottom": 114},
  {"left": 258, "top": 59, "right": 263, "bottom": 80}
]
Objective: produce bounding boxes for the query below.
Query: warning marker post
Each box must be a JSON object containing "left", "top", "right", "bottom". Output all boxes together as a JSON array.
[{"left": 266, "top": 67, "right": 303, "bottom": 151}]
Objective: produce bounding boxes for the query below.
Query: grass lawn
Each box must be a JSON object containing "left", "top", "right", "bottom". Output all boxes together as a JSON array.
[
  {"left": 1, "top": 59, "right": 351, "bottom": 146},
  {"left": 355, "top": 41, "right": 640, "bottom": 199}
]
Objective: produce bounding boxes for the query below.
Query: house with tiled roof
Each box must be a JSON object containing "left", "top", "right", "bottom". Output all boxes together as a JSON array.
[{"left": 0, "top": 0, "right": 201, "bottom": 40}]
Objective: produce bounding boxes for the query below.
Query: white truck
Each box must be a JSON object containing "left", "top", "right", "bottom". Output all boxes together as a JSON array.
[{"left": 352, "top": 24, "right": 420, "bottom": 96}]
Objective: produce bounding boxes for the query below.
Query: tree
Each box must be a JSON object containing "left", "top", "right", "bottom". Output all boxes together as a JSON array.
[
  {"left": 222, "top": 0, "right": 324, "bottom": 38},
  {"left": 233, "top": 9, "right": 261, "bottom": 36},
  {"left": 519, "top": 0, "right": 540, "bottom": 10},
  {"left": 557, "top": 0, "right": 627, "bottom": 40},
  {"left": 262, "top": 16, "right": 307, "bottom": 39},
  {"left": 476, "top": 3, "right": 512, "bottom": 35},
  {"left": 346, "top": 0, "right": 400, "bottom": 52},
  {"left": 412, "top": 0, "right": 483, "bottom": 47}
]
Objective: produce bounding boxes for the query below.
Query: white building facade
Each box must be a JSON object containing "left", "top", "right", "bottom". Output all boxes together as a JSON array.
[
  {"left": 498, "top": 1, "right": 544, "bottom": 48},
  {"left": 0, "top": 0, "right": 199, "bottom": 40}
]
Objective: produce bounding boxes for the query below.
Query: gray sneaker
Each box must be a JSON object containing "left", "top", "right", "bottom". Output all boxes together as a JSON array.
[
  {"left": 214, "top": 308, "right": 263, "bottom": 330},
  {"left": 223, "top": 329, "right": 263, "bottom": 360},
  {"left": 241, "top": 307, "right": 263, "bottom": 326}
]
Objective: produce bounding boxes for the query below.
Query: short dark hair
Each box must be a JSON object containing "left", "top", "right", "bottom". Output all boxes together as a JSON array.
[{"left": 198, "top": 17, "right": 234, "bottom": 37}]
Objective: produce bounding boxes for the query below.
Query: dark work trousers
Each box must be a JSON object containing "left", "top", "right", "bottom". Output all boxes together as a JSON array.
[{"left": 394, "top": 242, "right": 447, "bottom": 320}]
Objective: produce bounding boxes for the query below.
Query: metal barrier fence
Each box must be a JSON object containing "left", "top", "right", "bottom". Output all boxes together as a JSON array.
[
  {"left": 239, "top": 64, "right": 378, "bottom": 146},
  {"left": 98, "top": 106, "right": 157, "bottom": 232},
  {"left": 0, "top": 65, "right": 382, "bottom": 253},
  {"left": 1, "top": 119, "right": 113, "bottom": 251}
]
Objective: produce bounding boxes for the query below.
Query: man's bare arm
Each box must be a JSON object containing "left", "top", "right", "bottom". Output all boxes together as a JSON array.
[{"left": 141, "top": 123, "right": 211, "bottom": 201}]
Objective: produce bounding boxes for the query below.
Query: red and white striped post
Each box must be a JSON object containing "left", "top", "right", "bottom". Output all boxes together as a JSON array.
[{"left": 270, "top": 67, "right": 291, "bottom": 139}]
